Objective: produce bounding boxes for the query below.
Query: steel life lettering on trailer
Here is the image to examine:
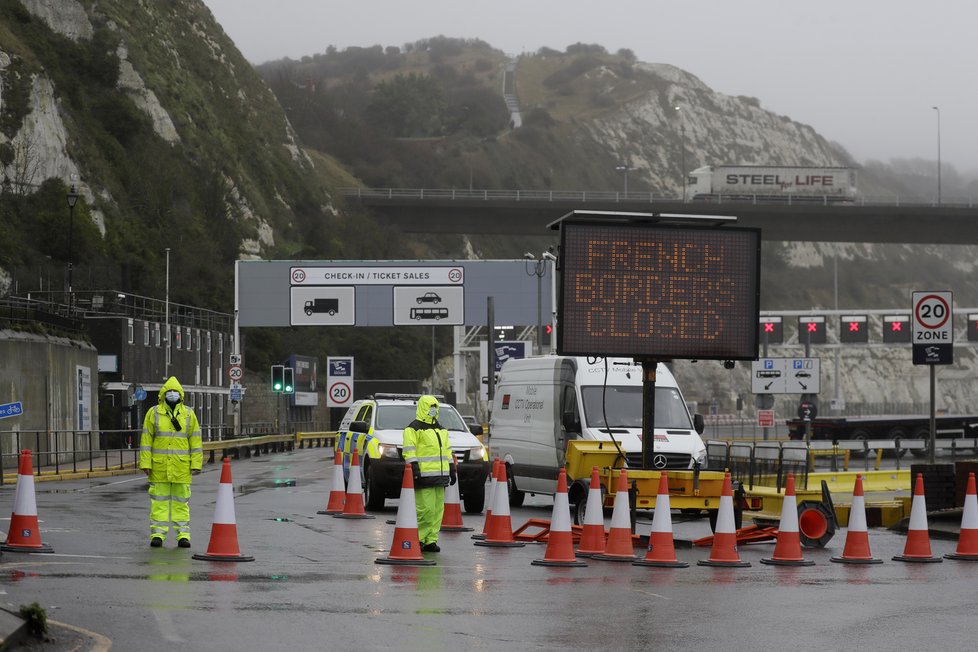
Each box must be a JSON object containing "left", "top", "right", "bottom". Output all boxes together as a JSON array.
[{"left": 558, "top": 224, "right": 760, "bottom": 359}]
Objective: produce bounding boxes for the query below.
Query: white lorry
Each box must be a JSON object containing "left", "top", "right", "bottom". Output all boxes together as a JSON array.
[
  {"left": 685, "top": 165, "right": 857, "bottom": 203},
  {"left": 488, "top": 355, "right": 706, "bottom": 505}
]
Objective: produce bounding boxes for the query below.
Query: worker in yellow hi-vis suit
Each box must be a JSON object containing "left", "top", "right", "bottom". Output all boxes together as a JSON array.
[
  {"left": 140, "top": 376, "right": 202, "bottom": 548},
  {"left": 402, "top": 395, "right": 455, "bottom": 552}
]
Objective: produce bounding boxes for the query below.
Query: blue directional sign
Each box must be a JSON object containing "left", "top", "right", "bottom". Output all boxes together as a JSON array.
[{"left": 0, "top": 402, "right": 24, "bottom": 419}]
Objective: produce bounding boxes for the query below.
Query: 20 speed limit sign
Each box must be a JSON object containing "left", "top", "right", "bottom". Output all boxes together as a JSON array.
[
  {"left": 328, "top": 381, "right": 351, "bottom": 407},
  {"left": 912, "top": 291, "right": 953, "bottom": 342}
]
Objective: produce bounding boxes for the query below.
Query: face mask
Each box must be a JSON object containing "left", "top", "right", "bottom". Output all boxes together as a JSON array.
[
  {"left": 428, "top": 406, "right": 437, "bottom": 417},
  {"left": 165, "top": 390, "right": 180, "bottom": 404}
]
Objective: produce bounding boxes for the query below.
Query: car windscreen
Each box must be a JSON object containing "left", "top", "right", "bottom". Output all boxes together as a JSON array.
[
  {"left": 375, "top": 404, "right": 468, "bottom": 432},
  {"left": 581, "top": 386, "right": 693, "bottom": 430}
]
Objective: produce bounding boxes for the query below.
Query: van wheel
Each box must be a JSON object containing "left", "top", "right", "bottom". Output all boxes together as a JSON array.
[
  {"left": 507, "top": 468, "right": 525, "bottom": 507},
  {"left": 463, "top": 485, "right": 485, "bottom": 514},
  {"left": 363, "top": 464, "right": 385, "bottom": 511}
]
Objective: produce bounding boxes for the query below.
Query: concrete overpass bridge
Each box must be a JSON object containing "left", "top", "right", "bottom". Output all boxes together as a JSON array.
[{"left": 341, "top": 188, "right": 978, "bottom": 244}]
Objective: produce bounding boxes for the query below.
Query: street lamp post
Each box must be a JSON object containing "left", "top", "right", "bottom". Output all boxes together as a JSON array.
[
  {"left": 675, "top": 106, "right": 687, "bottom": 201},
  {"left": 614, "top": 165, "right": 631, "bottom": 196},
  {"left": 66, "top": 185, "right": 79, "bottom": 313},
  {"left": 932, "top": 106, "right": 941, "bottom": 206}
]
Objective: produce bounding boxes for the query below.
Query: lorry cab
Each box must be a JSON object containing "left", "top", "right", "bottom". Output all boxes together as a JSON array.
[{"left": 489, "top": 356, "right": 706, "bottom": 501}]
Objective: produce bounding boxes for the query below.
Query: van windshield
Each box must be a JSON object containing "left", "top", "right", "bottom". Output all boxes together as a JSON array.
[
  {"left": 580, "top": 386, "right": 693, "bottom": 430},
  {"left": 376, "top": 405, "right": 467, "bottom": 432}
]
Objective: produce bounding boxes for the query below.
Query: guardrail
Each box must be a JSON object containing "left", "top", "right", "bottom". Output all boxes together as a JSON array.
[
  {"left": 0, "top": 430, "right": 339, "bottom": 483},
  {"left": 341, "top": 187, "right": 978, "bottom": 208}
]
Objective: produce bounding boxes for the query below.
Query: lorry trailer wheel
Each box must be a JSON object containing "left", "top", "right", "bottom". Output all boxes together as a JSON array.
[{"left": 909, "top": 427, "right": 931, "bottom": 458}]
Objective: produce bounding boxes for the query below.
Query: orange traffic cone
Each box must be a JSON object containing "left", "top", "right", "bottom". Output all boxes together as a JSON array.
[
  {"left": 441, "top": 454, "right": 473, "bottom": 532},
  {"left": 193, "top": 458, "right": 254, "bottom": 562},
  {"left": 760, "top": 472, "right": 814, "bottom": 566},
  {"left": 532, "top": 469, "right": 587, "bottom": 567},
  {"left": 946, "top": 472, "right": 978, "bottom": 561},
  {"left": 592, "top": 469, "right": 637, "bottom": 562},
  {"left": 634, "top": 472, "right": 687, "bottom": 568},
  {"left": 334, "top": 449, "right": 375, "bottom": 520},
  {"left": 831, "top": 474, "right": 882, "bottom": 564},
  {"left": 2, "top": 450, "right": 53, "bottom": 553},
  {"left": 893, "top": 473, "right": 942, "bottom": 563},
  {"left": 376, "top": 464, "right": 436, "bottom": 566},
  {"left": 472, "top": 458, "right": 499, "bottom": 540},
  {"left": 577, "top": 466, "right": 607, "bottom": 557},
  {"left": 698, "top": 472, "right": 750, "bottom": 567},
  {"left": 317, "top": 450, "right": 346, "bottom": 515},
  {"left": 474, "top": 461, "right": 525, "bottom": 548}
]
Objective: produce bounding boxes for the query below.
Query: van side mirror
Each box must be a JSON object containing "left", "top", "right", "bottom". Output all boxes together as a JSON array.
[
  {"left": 562, "top": 411, "right": 581, "bottom": 434},
  {"left": 350, "top": 420, "right": 369, "bottom": 434},
  {"left": 693, "top": 413, "right": 705, "bottom": 435},
  {"left": 469, "top": 424, "right": 483, "bottom": 436}
]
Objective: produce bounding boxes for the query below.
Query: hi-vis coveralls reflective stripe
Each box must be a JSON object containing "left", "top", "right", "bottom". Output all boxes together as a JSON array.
[
  {"left": 402, "top": 395, "right": 452, "bottom": 545},
  {"left": 140, "top": 376, "right": 202, "bottom": 541}
]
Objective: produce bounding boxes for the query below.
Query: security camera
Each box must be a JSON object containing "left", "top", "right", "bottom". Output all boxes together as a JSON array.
[
  {"left": 723, "top": 360, "right": 736, "bottom": 370},
  {"left": 524, "top": 252, "right": 535, "bottom": 259},
  {"left": 541, "top": 251, "right": 557, "bottom": 261}
]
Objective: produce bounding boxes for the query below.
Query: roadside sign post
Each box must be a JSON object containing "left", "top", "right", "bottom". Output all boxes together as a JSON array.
[{"left": 912, "top": 290, "right": 954, "bottom": 463}]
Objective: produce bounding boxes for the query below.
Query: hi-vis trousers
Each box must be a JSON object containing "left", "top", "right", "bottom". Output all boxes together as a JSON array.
[
  {"left": 149, "top": 482, "right": 192, "bottom": 542},
  {"left": 415, "top": 486, "right": 445, "bottom": 545}
]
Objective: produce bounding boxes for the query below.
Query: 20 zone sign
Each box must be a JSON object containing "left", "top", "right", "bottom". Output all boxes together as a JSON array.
[{"left": 912, "top": 291, "right": 953, "bottom": 342}]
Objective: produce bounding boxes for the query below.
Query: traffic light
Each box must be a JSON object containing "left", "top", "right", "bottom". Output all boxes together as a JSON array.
[
  {"left": 758, "top": 316, "right": 783, "bottom": 345},
  {"left": 969, "top": 314, "right": 978, "bottom": 342},
  {"left": 797, "top": 316, "right": 826, "bottom": 344},
  {"left": 883, "top": 315, "right": 911, "bottom": 343},
  {"left": 271, "top": 364, "right": 284, "bottom": 392},
  {"left": 541, "top": 323, "right": 553, "bottom": 347},
  {"left": 839, "top": 315, "right": 869, "bottom": 343},
  {"left": 283, "top": 367, "right": 295, "bottom": 394}
]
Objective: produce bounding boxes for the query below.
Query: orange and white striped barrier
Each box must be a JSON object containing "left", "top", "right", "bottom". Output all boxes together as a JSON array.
[
  {"left": 946, "top": 472, "right": 978, "bottom": 561},
  {"left": 2, "top": 450, "right": 53, "bottom": 553},
  {"left": 317, "top": 450, "right": 346, "bottom": 515},
  {"left": 698, "top": 472, "right": 750, "bottom": 567},
  {"left": 634, "top": 472, "right": 687, "bottom": 568},
  {"left": 334, "top": 449, "right": 375, "bottom": 520},
  {"left": 441, "top": 454, "right": 473, "bottom": 532},
  {"left": 376, "top": 464, "right": 435, "bottom": 566},
  {"left": 831, "top": 474, "right": 882, "bottom": 564},
  {"left": 193, "top": 458, "right": 254, "bottom": 562},
  {"left": 576, "top": 466, "right": 607, "bottom": 557},
  {"left": 591, "top": 469, "right": 637, "bottom": 562},
  {"left": 532, "top": 469, "right": 586, "bottom": 567},
  {"left": 760, "top": 472, "right": 814, "bottom": 566},
  {"left": 893, "top": 473, "right": 942, "bottom": 563},
  {"left": 474, "top": 462, "right": 524, "bottom": 548}
]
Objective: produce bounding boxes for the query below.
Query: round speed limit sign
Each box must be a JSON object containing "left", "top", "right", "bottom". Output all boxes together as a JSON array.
[
  {"left": 912, "top": 291, "right": 953, "bottom": 342},
  {"left": 328, "top": 381, "right": 352, "bottom": 407}
]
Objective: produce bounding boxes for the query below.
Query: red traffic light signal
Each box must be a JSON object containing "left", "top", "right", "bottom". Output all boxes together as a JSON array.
[
  {"left": 840, "top": 315, "right": 868, "bottom": 343},
  {"left": 883, "top": 315, "right": 911, "bottom": 343},
  {"left": 798, "top": 316, "right": 826, "bottom": 344}
]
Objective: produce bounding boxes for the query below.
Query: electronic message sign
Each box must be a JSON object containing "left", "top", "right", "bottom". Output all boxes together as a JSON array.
[{"left": 557, "top": 222, "right": 760, "bottom": 359}]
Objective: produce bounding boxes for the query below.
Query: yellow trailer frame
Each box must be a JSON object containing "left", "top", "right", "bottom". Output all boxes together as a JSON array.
[{"left": 564, "top": 440, "right": 737, "bottom": 513}]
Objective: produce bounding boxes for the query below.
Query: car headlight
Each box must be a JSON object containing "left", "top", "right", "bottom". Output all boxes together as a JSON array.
[
  {"left": 379, "top": 445, "right": 401, "bottom": 459},
  {"left": 473, "top": 445, "right": 488, "bottom": 461}
]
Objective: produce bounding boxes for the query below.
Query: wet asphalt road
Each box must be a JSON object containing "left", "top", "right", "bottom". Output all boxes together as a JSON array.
[{"left": 1, "top": 447, "right": 976, "bottom": 651}]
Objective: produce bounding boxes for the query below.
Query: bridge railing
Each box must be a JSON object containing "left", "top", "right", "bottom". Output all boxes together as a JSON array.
[{"left": 341, "top": 187, "right": 978, "bottom": 208}]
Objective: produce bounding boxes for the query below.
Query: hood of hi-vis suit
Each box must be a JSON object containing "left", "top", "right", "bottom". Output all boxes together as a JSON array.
[
  {"left": 415, "top": 395, "right": 439, "bottom": 425},
  {"left": 158, "top": 376, "right": 185, "bottom": 405}
]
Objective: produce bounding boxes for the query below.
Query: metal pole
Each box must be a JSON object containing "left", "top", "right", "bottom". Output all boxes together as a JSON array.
[
  {"left": 929, "top": 365, "right": 936, "bottom": 464},
  {"left": 233, "top": 260, "right": 241, "bottom": 438},
  {"left": 833, "top": 255, "right": 841, "bottom": 414},
  {"left": 67, "top": 202, "right": 74, "bottom": 312},
  {"left": 431, "top": 325, "right": 435, "bottom": 393},
  {"left": 536, "top": 266, "right": 542, "bottom": 354},
  {"left": 933, "top": 106, "right": 942, "bottom": 206},
  {"left": 165, "top": 248, "right": 171, "bottom": 377}
]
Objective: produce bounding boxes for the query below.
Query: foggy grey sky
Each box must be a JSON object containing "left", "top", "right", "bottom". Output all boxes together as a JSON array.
[{"left": 202, "top": 0, "right": 976, "bottom": 174}]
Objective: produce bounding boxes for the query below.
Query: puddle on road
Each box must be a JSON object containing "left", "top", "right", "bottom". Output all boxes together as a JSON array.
[{"left": 237, "top": 479, "right": 297, "bottom": 494}]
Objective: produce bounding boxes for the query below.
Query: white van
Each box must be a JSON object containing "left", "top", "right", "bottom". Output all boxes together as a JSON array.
[{"left": 489, "top": 356, "right": 706, "bottom": 504}]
